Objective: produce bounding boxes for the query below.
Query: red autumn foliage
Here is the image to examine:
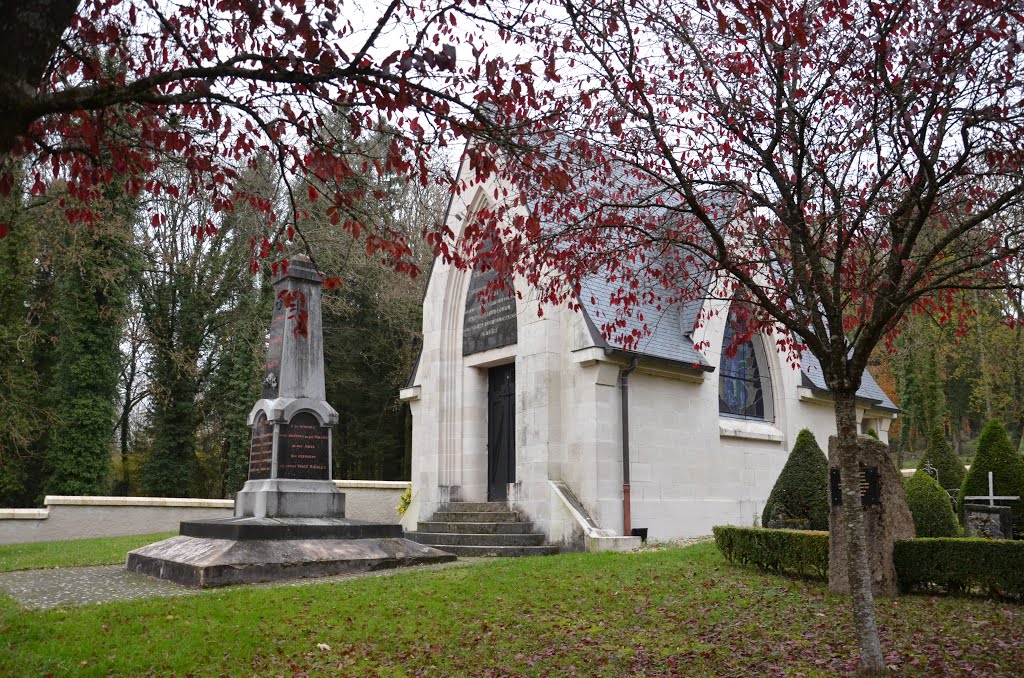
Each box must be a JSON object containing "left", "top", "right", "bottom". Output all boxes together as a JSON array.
[{"left": 0, "top": 0, "right": 541, "bottom": 275}]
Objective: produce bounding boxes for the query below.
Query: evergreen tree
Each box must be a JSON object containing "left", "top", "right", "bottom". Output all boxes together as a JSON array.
[
  {"left": 203, "top": 279, "right": 271, "bottom": 497},
  {"left": 958, "top": 420, "right": 1024, "bottom": 528},
  {"left": 918, "top": 426, "right": 965, "bottom": 492},
  {"left": 904, "top": 470, "right": 958, "bottom": 537},
  {"left": 0, "top": 182, "right": 50, "bottom": 506},
  {"left": 762, "top": 429, "right": 830, "bottom": 531},
  {"left": 138, "top": 166, "right": 270, "bottom": 497},
  {"left": 43, "top": 187, "right": 136, "bottom": 496}
]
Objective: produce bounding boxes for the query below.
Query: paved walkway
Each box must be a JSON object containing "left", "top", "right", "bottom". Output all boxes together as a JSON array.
[{"left": 0, "top": 560, "right": 474, "bottom": 611}]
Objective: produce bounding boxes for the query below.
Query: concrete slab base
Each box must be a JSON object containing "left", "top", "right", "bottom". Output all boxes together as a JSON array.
[{"left": 126, "top": 535, "right": 456, "bottom": 588}]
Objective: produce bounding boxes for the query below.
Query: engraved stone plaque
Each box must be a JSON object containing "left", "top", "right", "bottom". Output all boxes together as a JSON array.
[
  {"left": 248, "top": 413, "right": 274, "bottom": 480},
  {"left": 462, "top": 267, "right": 517, "bottom": 356},
  {"left": 277, "top": 411, "right": 330, "bottom": 480}
]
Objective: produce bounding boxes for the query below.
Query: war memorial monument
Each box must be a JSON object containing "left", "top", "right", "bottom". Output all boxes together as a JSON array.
[{"left": 127, "top": 255, "right": 453, "bottom": 587}]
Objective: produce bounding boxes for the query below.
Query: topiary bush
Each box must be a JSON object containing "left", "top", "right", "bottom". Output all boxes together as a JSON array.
[
  {"left": 918, "top": 425, "right": 965, "bottom": 492},
  {"left": 761, "top": 429, "right": 829, "bottom": 530},
  {"left": 904, "top": 470, "right": 959, "bottom": 537},
  {"left": 958, "top": 420, "right": 1024, "bottom": 530}
]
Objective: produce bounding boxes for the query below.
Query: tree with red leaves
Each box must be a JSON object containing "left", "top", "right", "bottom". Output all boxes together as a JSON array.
[
  {"left": 453, "top": 0, "right": 1024, "bottom": 672},
  {"left": 0, "top": 0, "right": 538, "bottom": 267}
]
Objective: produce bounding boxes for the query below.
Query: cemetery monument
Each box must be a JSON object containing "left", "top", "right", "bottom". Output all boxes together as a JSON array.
[
  {"left": 827, "top": 435, "right": 915, "bottom": 596},
  {"left": 127, "top": 256, "right": 454, "bottom": 587}
]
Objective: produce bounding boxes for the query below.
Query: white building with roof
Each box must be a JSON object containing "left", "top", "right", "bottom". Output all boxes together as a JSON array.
[{"left": 399, "top": 163, "right": 898, "bottom": 549}]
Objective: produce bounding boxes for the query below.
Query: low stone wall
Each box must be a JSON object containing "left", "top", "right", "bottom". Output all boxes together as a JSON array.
[
  {"left": 0, "top": 496, "right": 234, "bottom": 545},
  {"left": 333, "top": 480, "right": 408, "bottom": 524},
  {"left": 0, "top": 481, "right": 410, "bottom": 545}
]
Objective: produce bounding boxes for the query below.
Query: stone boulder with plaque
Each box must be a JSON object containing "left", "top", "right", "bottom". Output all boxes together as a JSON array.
[
  {"left": 827, "top": 435, "right": 915, "bottom": 596},
  {"left": 127, "top": 256, "right": 453, "bottom": 587}
]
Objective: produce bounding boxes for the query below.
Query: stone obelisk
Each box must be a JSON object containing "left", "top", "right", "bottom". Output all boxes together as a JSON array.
[
  {"left": 234, "top": 254, "right": 345, "bottom": 518},
  {"left": 126, "top": 256, "right": 455, "bottom": 587}
]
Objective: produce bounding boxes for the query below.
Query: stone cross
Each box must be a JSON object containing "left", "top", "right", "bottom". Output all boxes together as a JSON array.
[{"left": 964, "top": 471, "right": 1021, "bottom": 507}]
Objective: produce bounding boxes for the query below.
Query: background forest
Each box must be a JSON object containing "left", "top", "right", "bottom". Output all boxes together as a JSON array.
[
  {"left": 0, "top": 124, "right": 445, "bottom": 507},
  {"left": 872, "top": 288, "right": 1024, "bottom": 470}
]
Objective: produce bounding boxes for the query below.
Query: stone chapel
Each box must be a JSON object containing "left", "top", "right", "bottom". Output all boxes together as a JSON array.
[{"left": 399, "top": 157, "right": 898, "bottom": 549}]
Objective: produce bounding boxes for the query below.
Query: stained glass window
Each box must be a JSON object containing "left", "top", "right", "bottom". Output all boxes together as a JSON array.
[{"left": 719, "top": 313, "right": 770, "bottom": 420}]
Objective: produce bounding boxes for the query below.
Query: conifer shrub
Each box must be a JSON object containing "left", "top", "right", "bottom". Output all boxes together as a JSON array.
[
  {"left": 904, "top": 470, "right": 959, "bottom": 537},
  {"left": 958, "top": 421, "right": 1024, "bottom": 530},
  {"left": 761, "top": 429, "right": 829, "bottom": 531},
  {"left": 866, "top": 427, "right": 879, "bottom": 440},
  {"left": 918, "top": 426, "right": 965, "bottom": 492}
]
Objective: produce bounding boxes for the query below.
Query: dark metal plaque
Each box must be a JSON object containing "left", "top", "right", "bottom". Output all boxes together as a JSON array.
[
  {"left": 277, "top": 411, "right": 330, "bottom": 480},
  {"left": 261, "top": 296, "right": 286, "bottom": 399},
  {"left": 462, "top": 267, "right": 517, "bottom": 356},
  {"left": 830, "top": 466, "right": 881, "bottom": 507},
  {"left": 859, "top": 465, "right": 880, "bottom": 507},
  {"left": 248, "top": 413, "right": 274, "bottom": 480}
]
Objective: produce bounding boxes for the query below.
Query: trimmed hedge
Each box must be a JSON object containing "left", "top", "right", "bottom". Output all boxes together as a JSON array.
[
  {"left": 761, "top": 429, "right": 830, "bottom": 530},
  {"left": 958, "top": 420, "right": 1024, "bottom": 529},
  {"left": 715, "top": 527, "right": 1024, "bottom": 601},
  {"left": 712, "top": 525, "right": 829, "bottom": 580},
  {"left": 894, "top": 538, "right": 1024, "bottom": 599},
  {"left": 918, "top": 426, "right": 965, "bottom": 492},
  {"left": 904, "top": 470, "right": 959, "bottom": 537}
]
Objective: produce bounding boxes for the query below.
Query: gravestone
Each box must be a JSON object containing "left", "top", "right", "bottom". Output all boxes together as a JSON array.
[
  {"left": 963, "top": 504, "right": 1014, "bottom": 539},
  {"left": 127, "top": 256, "right": 454, "bottom": 587},
  {"left": 828, "top": 435, "right": 915, "bottom": 596}
]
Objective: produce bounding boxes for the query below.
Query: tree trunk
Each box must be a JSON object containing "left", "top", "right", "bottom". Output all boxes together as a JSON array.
[{"left": 834, "top": 390, "right": 886, "bottom": 674}]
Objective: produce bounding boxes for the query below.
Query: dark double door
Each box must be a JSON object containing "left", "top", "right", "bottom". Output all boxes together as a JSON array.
[{"left": 487, "top": 363, "right": 516, "bottom": 501}]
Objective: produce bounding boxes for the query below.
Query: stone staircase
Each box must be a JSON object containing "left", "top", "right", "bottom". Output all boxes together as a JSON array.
[{"left": 405, "top": 502, "right": 559, "bottom": 557}]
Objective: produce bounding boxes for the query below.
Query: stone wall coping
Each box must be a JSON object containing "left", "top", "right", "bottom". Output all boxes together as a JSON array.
[
  {"left": 43, "top": 496, "right": 235, "bottom": 509},
  {"left": 333, "top": 480, "right": 410, "bottom": 490},
  {"left": 0, "top": 508, "right": 49, "bottom": 520}
]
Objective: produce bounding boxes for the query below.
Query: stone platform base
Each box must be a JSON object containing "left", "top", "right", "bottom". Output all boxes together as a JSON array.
[
  {"left": 180, "top": 516, "right": 402, "bottom": 541},
  {"left": 126, "top": 535, "right": 455, "bottom": 588}
]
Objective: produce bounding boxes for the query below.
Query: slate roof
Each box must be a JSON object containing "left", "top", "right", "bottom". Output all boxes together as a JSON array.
[
  {"left": 799, "top": 350, "right": 899, "bottom": 412},
  {"left": 579, "top": 274, "right": 711, "bottom": 370}
]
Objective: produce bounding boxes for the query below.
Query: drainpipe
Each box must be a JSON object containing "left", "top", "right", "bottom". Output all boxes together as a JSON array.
[{"left": 620, "top": 355, "right": 640, "bottom": 536}]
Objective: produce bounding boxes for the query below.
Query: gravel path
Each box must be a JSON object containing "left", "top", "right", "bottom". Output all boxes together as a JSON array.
[{"left": 0, "top": 560, "right": 474, "bottom": 611}]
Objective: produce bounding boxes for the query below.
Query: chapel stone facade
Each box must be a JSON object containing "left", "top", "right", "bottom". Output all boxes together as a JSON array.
[{"left": 400, "top": 172, "right": 898, "bottom": 547}]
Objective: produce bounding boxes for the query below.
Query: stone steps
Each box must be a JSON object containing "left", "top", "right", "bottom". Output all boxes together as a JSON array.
[
  {"left": 431, "top": 510, "right": 520, "bottom": 523},
  {"left": 416, "top": 521, "right": 535, "bottom": 535},
  {"left": 409, "top": 531, "right": 547, "bottom": 547},
  {"left": 438, "top": 502, "right": 512, "bottom": 512},
  {"left": 406, "top": 501, "right": 558, "bottom": 558},
  {"left": 427, "top": 544, "right": 560, "bottom": 558}
]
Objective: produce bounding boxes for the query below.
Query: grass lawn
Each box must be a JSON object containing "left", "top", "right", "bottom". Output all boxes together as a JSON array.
[
  {"left": 0, "top": 533, "right": 176, "bottom": 572},
  {"left": 1, "top": 542, "right": 1022, "bottom": 676}
]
